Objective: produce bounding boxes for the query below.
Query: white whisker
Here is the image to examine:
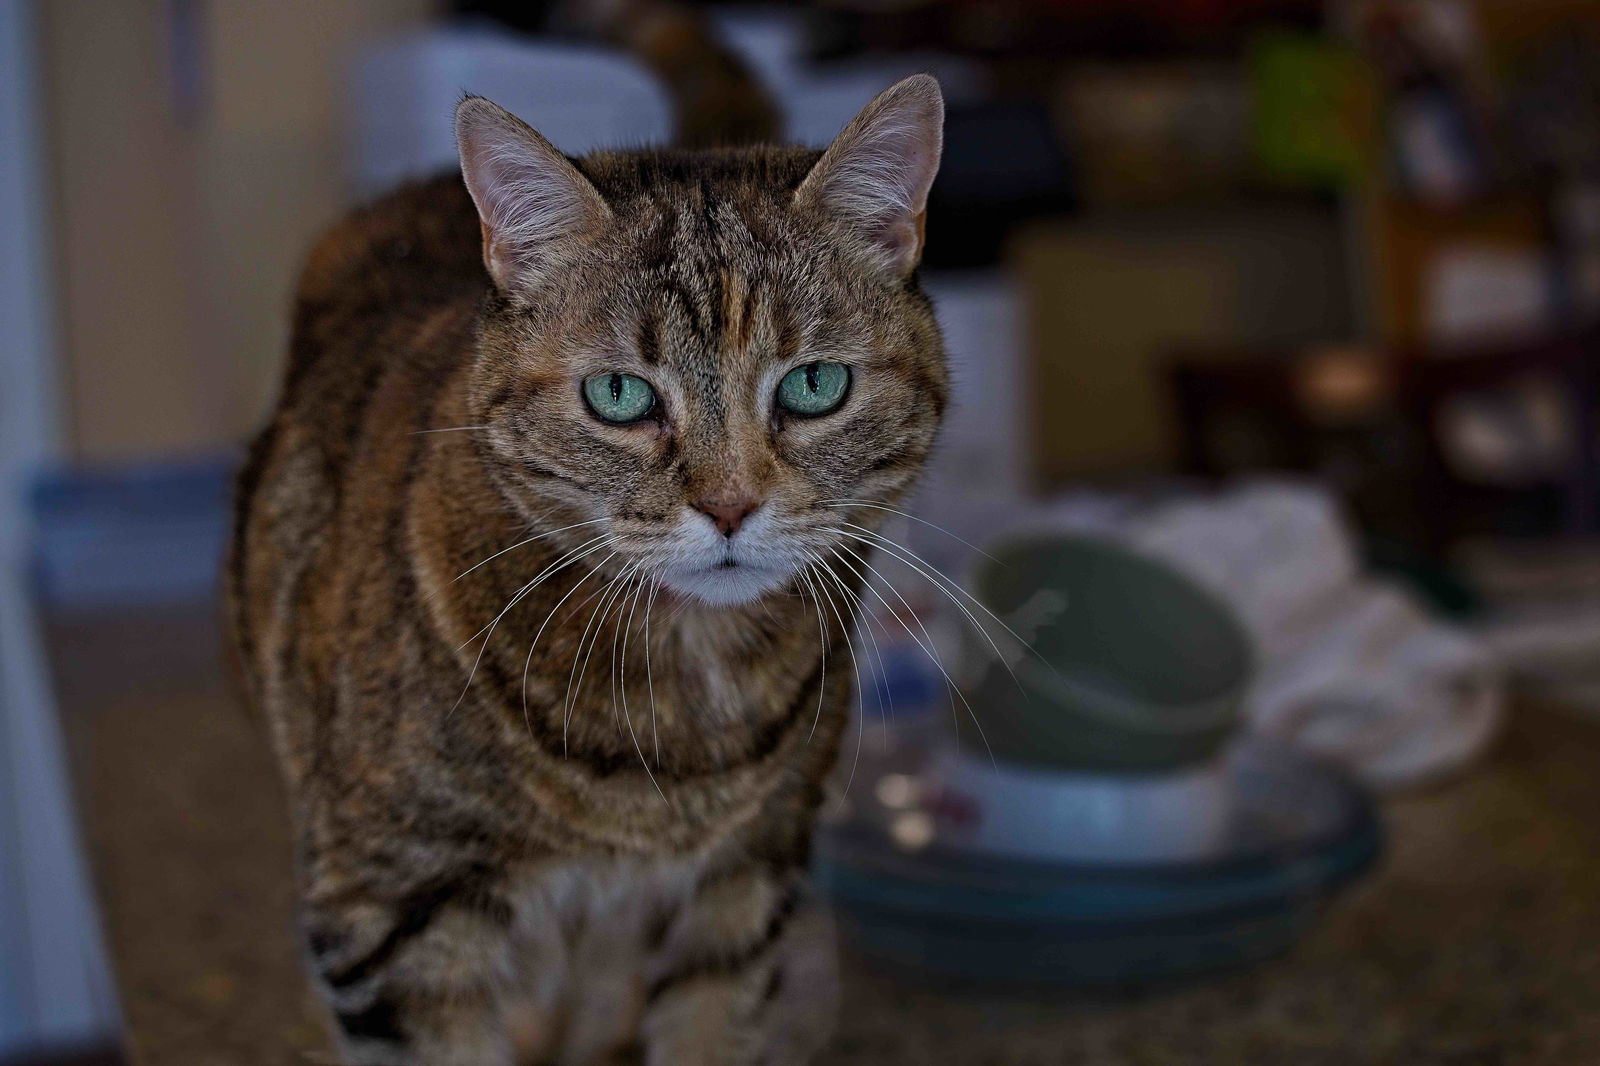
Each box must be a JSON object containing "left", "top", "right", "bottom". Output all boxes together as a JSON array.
[
  {"left": 454, "top": 517, "right": 610, "bottom": 582},
  {"left": 849, "top": 596, "right": 895, "bottom": 742},
  {"left": 793, "top": 565, "right": 830, "bottom": 742},
  {"left": 643, "top": 576, "right": 662, "bottom": 765},
  {"left": 801, "top": 554, "right": 869, "bottom": 807},
  {"left": 449, "top": 533, "right": 616, "bottom": 718},
  {"left": 410, "top": 424, "right": 489, "bottom": 435},
  {"left": 521, "top": 549, "right": 617, "bottom": 739},
  {"left": 617, "top": 573, "right": 667, "bottom": 804},
  {"left": 828, "top": 544, "right": 995, "bottom": 768},
  {"left": 823, "top": 524, "right": 1025, "bottom": 694},
  {"left": 458, "top": 533, "right": 613, "bottom": 649},
  {"left": 561, "top": 565, "right": 630, "bottom": 751},
  {"left": 564, "top": 561, "right": 641, "bottom": 750},
  {"left": 808, "top": 552, "right": 893, "bottom": 746},
  {"left": 827, "top": 522, "right": 1055, "bottom": 688},
  {"left": 820, "top": 499, "right": 1001, "bottom": 562}
]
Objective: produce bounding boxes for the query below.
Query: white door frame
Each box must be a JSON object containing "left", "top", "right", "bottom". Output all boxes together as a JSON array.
[{"left": 0, "top": 0, "right": 119, "bottom": 1052}]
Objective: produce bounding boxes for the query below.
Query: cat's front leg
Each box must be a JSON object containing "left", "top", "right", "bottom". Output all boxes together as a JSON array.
[
  {"left": 642, "top": 880, "right": 839, "bottom": 1066},
  {"left": 303, "top": 872, "right": 535, "bottom": 1066}
]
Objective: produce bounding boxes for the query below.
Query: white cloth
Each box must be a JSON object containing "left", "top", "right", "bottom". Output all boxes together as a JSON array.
[{"left": 1049, "top": 482, "right": 1504, "bottom": 790}]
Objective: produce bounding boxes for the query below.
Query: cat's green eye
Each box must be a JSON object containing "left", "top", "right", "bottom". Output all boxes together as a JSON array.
[
  {"left": 583, "top": 372, "right": 656, "bottom": 424},
  {"left": 777, "top": 362, "right": 851, "bottom": 418}
]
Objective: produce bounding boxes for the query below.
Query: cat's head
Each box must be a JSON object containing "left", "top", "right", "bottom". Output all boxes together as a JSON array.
[{"left": 456, "top": 76, "right": 947, "bottom": 606}]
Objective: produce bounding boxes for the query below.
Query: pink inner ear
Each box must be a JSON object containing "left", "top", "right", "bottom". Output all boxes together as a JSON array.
[
  {"left": 455, "top": 98, "right": 610, "bottom": 289},
  {"left": 800, "top": 77, "right": 944, "bottom": 275},
  {"left": 867, "top": 213, "right": 924, "bottom": 271},
  {"left": 826, "top": 135, "right": 937, "bottom": 272},
  {"left": 478, "top": 219, "right": 496, "bottom": 276}
]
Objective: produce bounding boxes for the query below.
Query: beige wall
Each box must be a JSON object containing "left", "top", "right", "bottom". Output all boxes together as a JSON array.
[
  {"left": 1017, "top": 205, "right": 1354, "bottom": 484},
  {"left": 42, "top": 0, "right": 432, "bottom": 463}
]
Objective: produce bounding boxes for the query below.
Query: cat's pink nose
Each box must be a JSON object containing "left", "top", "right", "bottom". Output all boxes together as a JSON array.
[{"left": 695, "top": 497, "right": 760, "bottom": 537}]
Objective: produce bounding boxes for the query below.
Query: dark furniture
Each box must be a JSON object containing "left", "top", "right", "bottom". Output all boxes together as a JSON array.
[{"left": 1169, "top": 329, "right": 1600, "bottom": 546}]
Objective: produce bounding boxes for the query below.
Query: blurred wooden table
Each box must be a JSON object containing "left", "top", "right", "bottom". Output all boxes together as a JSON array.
[{"left": 50, "top": 603, "right": 1600, "bottom": 1066}]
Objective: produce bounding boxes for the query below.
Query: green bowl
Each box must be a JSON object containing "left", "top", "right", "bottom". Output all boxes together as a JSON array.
[{"left": 960, "top": 534, "right": 1253, "bottom": 773}]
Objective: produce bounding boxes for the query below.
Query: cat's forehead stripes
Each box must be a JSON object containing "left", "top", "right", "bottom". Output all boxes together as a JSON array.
[{"left": 598, "top": 188, "right": 814, "bottom": 428}]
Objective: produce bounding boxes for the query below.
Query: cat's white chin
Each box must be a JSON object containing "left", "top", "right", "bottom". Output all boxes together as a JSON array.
[{"left": 661, "top": 562, "right": 791, "bottom": 607}]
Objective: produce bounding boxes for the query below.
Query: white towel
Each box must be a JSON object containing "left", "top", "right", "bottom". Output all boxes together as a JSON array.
[{"left": 1053, "top": 481, "right": 1504, "bottom": 790}]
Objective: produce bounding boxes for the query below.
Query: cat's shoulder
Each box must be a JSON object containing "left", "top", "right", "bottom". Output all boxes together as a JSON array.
[{"left": 296, "top": 174, "right": 487, "bottom": 318}]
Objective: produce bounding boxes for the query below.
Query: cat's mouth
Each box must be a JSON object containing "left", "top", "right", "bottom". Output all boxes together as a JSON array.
[{"left": 660, "top": 556, "right": 793, "bottom": 606}]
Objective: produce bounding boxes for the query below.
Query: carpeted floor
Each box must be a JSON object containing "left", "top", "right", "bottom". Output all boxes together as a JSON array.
[{"left": 49, "top": 604, "right": 1600, "bottom": 1065}]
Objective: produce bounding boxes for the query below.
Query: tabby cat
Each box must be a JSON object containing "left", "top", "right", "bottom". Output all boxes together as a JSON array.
[{"left": 228, "top": 74, "right": 947, "bottom": 1065}]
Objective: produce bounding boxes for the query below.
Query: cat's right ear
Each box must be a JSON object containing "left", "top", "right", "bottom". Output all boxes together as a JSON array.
[
  {"left": 454, "top": 96, "right": 610, "bottom": 292},
  {"left": 795, "top": 75, "right": 944, "bottom": 278}
]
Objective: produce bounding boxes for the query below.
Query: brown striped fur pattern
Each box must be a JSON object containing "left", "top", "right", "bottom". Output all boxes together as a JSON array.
[{"left": 228, "top": 77, "right": 946, "bottom": 1065}]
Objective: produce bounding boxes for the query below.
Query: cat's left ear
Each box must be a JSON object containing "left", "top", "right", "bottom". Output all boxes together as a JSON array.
[
  {"left": 795, "top": 74, "right": 944, "bottom": 278},
  {"left": 455, "top": 95, "right": 611, "bottom": 292}
]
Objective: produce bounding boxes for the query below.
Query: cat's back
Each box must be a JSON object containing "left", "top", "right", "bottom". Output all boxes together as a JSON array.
[
  {"left": 228, "top": 176, "right": 486, "bottom": 716},
  {"left": 292, "top": 174, "right": 485, "bottom": 376}
]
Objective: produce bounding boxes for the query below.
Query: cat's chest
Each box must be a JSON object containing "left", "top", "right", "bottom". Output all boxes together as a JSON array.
[
  {"left": 505, "top": 852, "right": 712, "bottom": 985},
  {"left": 490, "top": 850, "right": 803, "bottom": 1060}
]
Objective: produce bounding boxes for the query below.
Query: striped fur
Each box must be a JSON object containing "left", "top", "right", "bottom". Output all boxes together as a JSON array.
[{"left": 228, "top": 78, "right": 947, "bottom": 1065}]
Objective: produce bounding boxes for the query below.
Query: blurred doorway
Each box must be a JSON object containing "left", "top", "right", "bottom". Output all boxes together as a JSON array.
[{"left": 0, "top": 0, "right": 117, "bottom": 1057}]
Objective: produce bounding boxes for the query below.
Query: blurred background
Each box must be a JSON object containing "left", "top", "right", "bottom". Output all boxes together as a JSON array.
[{"left": 4, "top": 0, "right": 1600, "bottom": 1062}]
